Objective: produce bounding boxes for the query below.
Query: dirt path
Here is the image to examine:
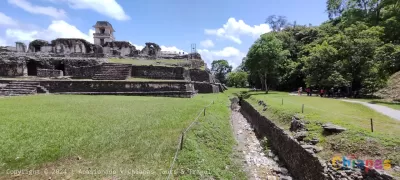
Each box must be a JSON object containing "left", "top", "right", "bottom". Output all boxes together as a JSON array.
[
  {"left": 230, "top": 101, "right": 292, "bottom": 180},
  {"left": 342, "top": 100, "right": 400, "bottom": 121}
]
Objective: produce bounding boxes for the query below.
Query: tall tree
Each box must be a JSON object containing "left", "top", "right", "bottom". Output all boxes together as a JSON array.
[
  {"left": 211, "top": 60, "right": 232, "bottom": 84},
  {"left": 246, "top": 33, "right": 289, "bottom": 93}
]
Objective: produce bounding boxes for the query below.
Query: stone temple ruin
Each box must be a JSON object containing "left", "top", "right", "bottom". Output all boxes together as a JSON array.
[{"left": 0, "top": 21, "right": 226, "bottom": 98}]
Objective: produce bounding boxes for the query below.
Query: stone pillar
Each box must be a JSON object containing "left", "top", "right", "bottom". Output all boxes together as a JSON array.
[
  {"left": 15, "top": 42, "right": 27, "bottom": 52},
  {"left": 22, "top": 61, "right": 28, "bottom": 76}
]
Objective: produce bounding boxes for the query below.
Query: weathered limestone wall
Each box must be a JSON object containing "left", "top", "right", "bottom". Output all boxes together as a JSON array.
[
  {"left": 239, "top": 100, "right": 327, "bottom": 180},
  {"left": 0, "top": 80, "right": 194, "bottom": 93},
  {"left": 16, "top": 42, "right": 26, "bottom": 52},
  {"left": 131, "top": 65, "right": 186, "bottom": 80},
  {"left": 193, "top": 82, "right": 220, "bottom": 93},
  {"left": 37, "top": 69, "right": 63, "bottom": 77},
  {"left": 64, "top": 65, "right": 101, "bottom": 79},
  {"left": 41, "top": 46, "right": 53, "bottom": 53},
  {"left": 189, "top": 69, "right": 212, "bottom": 82},
  {"left": 0, "top": 61, "right": 25, "bottom": 76}
]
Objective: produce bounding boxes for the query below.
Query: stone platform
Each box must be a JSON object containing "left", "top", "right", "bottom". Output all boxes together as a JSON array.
[{"left": 0, "top": 79, "right": 197, "bottom": 98}]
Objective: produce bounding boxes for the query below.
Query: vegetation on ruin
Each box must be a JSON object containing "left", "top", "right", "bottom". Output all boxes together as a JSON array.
[
  {"left": 240, "top": 90, "right": 400, "bottom": 173},
  {"left": 240, "top": 0, "right": 400, "bottom": 97},
  {"left": 109, "top": 58, "right": 205, "bottom": 70},
  {"left": 0, "top": 93, "right": 242, "bottom": 179}
]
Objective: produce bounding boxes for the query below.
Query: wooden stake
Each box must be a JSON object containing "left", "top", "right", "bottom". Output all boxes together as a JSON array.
[
  {"left": 370, "top": 118, "right": 374, "bottom": 132},
  {"left": 180, "top": 132, "right": 185, "bottom": 150}
]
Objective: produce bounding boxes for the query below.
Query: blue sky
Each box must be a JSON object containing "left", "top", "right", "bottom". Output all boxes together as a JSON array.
[{"left": 0, "top": 0, "right": 328, "bottom": 68}]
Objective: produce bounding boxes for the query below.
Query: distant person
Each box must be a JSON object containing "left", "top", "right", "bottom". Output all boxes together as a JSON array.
[
  {"left": 298, "top": 87, "right": 303, "bottom": 96},
  {"left": 305, "top": 87, "right": 310, "bottom": 96},
  {"left": 320, "top": 89, "right": 324, "bottom": 97}
]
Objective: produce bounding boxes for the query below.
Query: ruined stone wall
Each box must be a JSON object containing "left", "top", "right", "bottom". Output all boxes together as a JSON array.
[
  {"left": 64, "top": 65, "right": 101, "bottom": 79},
  {"left": 189, "top": 69, "right": 212, "bottom": 82},
  {"left": 120, "top": 47, "right": 132, "bottom": 56},
  {"left": 37, "top": 69, "right": 63, "bottom": 77},
  {"left": 16, "top": 42, "right": 26, "bottom": 52},
  {"left": 193, "top": 82, "right": 220, "bottom": 93},
  {"left": 2, "top": 80, "right": 193, "bottom": 93},
  {"left": 131, "top": 65, "right": 186, "bottom": 80},
  {"left": 239, "top": 100, "right": 327, "bottom": 180},
  {"left": 40, "top": 46, "right": 53, "bottom": 53},
  {"left": 0, "top": 61, "right": 24, "bottom": 76}
]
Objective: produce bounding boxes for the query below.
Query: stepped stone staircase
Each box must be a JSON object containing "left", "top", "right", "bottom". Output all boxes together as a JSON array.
[
  {"left": 92, "top": 63, "right": 132, "bottom": 80},
  {"left": 0, "top": 81, "right": 40, "bottom": 96}
]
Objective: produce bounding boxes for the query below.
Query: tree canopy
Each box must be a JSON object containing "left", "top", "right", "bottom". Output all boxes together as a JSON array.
[
  {"left": 244, "top": 0, "right": 400, "bottom": 96},
  {"left": 211, "top": 60, "right": 232, "bottom": 84}
]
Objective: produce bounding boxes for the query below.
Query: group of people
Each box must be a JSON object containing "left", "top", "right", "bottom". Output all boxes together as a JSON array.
[{"left": 297, "top": 87, "right": 345, "bottom": 98}]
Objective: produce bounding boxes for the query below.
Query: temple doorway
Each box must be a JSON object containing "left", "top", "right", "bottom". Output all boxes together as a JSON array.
[
  {"left": 55, "top": 62, "right": 65, "bottom": 75},
  {"left": 27, "top": 60, "right": 37, "bottom": 76}
]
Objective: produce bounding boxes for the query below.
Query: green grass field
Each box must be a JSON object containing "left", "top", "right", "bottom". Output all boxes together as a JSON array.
[
  {"left": 241, "top": 91, "right": 400, "bottom": 168},
  {"left": 0, "top": 93, "right": 243, "bottom": 180}
]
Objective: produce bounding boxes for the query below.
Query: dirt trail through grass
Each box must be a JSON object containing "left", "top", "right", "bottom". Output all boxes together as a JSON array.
[{"left": 342, "top": 100, "right": 400, "bottom": 121}]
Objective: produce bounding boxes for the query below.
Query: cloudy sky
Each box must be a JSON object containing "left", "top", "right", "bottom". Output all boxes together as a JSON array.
[{"left": 0, "top": 0, "right": 328, "bottom": 68}]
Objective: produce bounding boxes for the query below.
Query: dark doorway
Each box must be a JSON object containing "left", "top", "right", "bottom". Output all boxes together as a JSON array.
[
  {"left": 34, "top": 45, "right": 41, "bottom": 52},
  {"left": 100, "top": 28, "right": 105, "bottom": 34},
  {"left": 100, "top": 39, "right": 104, "bottom": 46},
  {"left": 54, "top": 62, "right": 65, "bottom": 75},
  {"left": 27, "top": 60, "right": 37, "bottom": 76}
]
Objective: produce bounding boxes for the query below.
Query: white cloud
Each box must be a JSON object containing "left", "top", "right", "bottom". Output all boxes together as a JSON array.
[
  {"left": 160, "top": 45, "right": 186, "bottom": 53},
  {"left": 129, "top": 42, "right": 144, "bottom": 50},
  {"left": 198, "top": 47, "right": 246, "bottom": 69},
  {"left": 0, "top": 38, "right": 7, "bottom": 46},
  {"left": 0, "top": 12, "right": 18, "bottom": 26},
  {"left": 6, "top": 20, "right": 94, "bottom": 43},
  {"left": 200, "top": 39, "right": 214, "bottom": 48},
  {"left": 205, "top": 17, "right": 271, "bottom": 44},
  {"left": 8, "top": 0, "right": 67, "bottom": 19},
  {"left": 62, "top": 0, "right": 129, "bottom": 21}
]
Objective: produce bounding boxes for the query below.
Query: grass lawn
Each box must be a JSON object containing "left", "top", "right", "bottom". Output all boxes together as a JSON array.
[
  {"left": 240, "top": 91, "right": 400, "bottom": 171},
  {"left": 0, "top": 93, "right": 243, "bottom": 179}
]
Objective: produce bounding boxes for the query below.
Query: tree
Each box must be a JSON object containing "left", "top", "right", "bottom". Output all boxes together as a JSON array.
[
  {"left": 211, "top": 60, "right": 232, "bottom": 84},
  {"left": 302, "top": 41, "right": 348, "bottom": 88},
  {"left": 246, "top": 33, "right": 289, "bottom": 93},
  {"left": 227, "top": 71, "right": 249, "bottom": 88},
  {"left": 266, "top": 15, "right": 290, "bottom": 32}
]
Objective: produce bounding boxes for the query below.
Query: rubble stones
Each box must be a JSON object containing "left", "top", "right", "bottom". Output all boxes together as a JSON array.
[
  {"left": 310, "top": 137, "right": 320, "bottom": 145},
  {"left": 294, "top": 131, "right": 308, "bottom": 141},
  {"left": 322, "top": 123, "right": 347, "bottom": 133},
  {"left": 364, "top": 168, "right": 395, "bottom": 180},
  {"left": 290, "top": 115, "right": 306, "bottom": 132}
]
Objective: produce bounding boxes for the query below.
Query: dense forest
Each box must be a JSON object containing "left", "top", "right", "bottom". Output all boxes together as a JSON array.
[{"left": 237, "top": 0, "right": 400, "bottom": 96}]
